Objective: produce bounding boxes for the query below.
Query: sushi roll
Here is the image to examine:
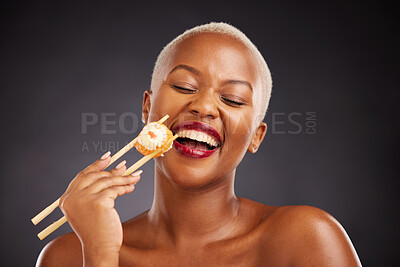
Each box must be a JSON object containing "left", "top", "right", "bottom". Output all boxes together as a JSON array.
[{"left": 135, "top": 122, "right": 173, "bottom": 157}]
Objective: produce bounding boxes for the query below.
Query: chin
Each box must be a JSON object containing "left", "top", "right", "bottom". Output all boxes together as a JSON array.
[{"left": 155, "top": 151, "right": 221, "bottom": 189}]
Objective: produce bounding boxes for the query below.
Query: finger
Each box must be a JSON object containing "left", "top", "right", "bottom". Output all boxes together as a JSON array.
[
  {"left": 64, "top": 152, "right": 112, "bottom": 194},
  {"left": 99, "top": 184, "right": 136, "bottom": 200},
  {"left": 87, "top": 173, "right": 142, "bottom": 194},
  {"left": 61, "top": 171, "right": 113, "bottom": 206},
  {"left": 81, "top": 151, "right": 112, "bottom": 174},
  {"left": 75, "top": 171, "right": 113, "bottom": 189},
  {"left": 109, "top": 160, "right": 127, "bottom": 176}
]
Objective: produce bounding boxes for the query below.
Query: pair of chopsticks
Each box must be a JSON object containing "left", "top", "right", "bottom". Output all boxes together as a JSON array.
[{"left": 32, "top": 115, "right": 177, "bottom": 240}]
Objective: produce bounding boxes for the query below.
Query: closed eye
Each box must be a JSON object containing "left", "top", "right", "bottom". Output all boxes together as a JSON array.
[
  {"left": 221, "top": 96, "right": 245, "bottom": 107},
  {"left": 171, "top": 85, "right": 197, "bottom": 94}
]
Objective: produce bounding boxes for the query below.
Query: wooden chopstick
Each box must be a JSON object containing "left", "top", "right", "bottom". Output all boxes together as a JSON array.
[
  {"left": 31, "top": 115, "right": 169, "bottom": 225},
  {"left": 37, "top": 134, "right": 178, "bottom": 240},
  {"left": 37, "top": 216, "right": 67, "bottom": 240},
  {"left": 123, "top": 134, "right": 178, "bottom": 176}
]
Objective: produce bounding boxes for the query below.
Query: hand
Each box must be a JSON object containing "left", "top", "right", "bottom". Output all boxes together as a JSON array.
[{"left": 59, "top": 152, "right": 142, "bottom": 264}]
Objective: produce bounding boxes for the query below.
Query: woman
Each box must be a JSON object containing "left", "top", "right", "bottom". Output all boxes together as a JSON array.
[{"left": 37, "top": 22, "right": 361, "bottom": 266}]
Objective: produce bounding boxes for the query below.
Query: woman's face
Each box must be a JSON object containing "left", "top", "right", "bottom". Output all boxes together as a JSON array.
[{"left": 143, "top": 33, "right": 267, "bottom": 188}]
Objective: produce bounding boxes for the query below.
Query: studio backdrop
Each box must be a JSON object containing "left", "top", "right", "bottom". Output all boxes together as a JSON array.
[{"left": 0, "top": 1, "right": 398, "bottom": 266}]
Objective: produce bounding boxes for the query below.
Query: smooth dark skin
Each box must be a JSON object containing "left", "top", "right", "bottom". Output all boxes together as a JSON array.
[{"left": 37, "top": 33, "right": 361, "bottom": 266}]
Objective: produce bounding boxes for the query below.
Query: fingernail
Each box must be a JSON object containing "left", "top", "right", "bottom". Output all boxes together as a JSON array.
[
  {"left": 101, "top": 151, "right": 111, "bottom": 159},
  {"left": 116, "top": 160, "right": 126, "bottom": 169},
  {"left": 131, "top": 170, "right": 143, "bottom": 176}
]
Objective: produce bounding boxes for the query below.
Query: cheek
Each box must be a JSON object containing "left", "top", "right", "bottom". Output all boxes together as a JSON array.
[
  {"left": 148, "top": 88, "right": 183, "bottom": 120},
  {"left": 223, "top": 110, "right": 253, "bottom": 139},
  {"left": 221, "top": 111, "right": 254, "bottom": 156}
]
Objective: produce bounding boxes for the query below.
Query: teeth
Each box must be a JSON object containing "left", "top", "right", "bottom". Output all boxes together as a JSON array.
[
  {"left": 205, "top": 136, "right": 215, "bottom": 146},
  {"left": 177, "top": 130, "right": 219, "bottom": 147},
  {"left": 198, "top": 132, "right": 206, "bottom": 142}
]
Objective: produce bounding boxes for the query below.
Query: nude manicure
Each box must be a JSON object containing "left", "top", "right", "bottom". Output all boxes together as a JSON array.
[
  {"left": 131, "top": 170, "right": 143, "bottom": 176},
  {"left": 101, "top": 151, "right": 111, "bottom": 159},
  {"left": 116, "top": 160, "right": 127, "bottom": 169}
]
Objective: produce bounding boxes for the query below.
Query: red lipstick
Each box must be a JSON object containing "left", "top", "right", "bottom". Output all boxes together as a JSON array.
[{"left": 172, "top": 121, "right": 222, "bottom": 159}]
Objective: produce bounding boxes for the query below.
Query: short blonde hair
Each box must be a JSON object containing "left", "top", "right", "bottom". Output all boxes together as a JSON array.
[{"left": 150, "top": 22, "right": 273, "bottom": 120}]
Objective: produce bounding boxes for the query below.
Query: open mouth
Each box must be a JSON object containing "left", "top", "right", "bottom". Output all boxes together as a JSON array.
[
  {"left": 172, "top": 121, "right": 221, "bottom": 158},
  {"left": 176, "top": 138, "right": 216, "bottom": 150}
]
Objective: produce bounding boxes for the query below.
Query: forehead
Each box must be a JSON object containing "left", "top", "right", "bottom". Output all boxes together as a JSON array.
[{"left": 164, "top": 33, "right": 263, "bottom": 92}]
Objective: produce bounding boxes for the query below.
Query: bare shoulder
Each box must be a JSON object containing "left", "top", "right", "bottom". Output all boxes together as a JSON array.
[
  {"left": 36, "top": 232, "right": 82, "bottom": 267},
  {"left": 262, "top": 205, "right": 362, "bottom": 266},
  {"left": 122, "top": 210, "right": 155, "bottom": 248}
]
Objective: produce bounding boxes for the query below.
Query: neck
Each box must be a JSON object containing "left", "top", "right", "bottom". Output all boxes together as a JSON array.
[{"left": 148, "top": 167, "right": 240, "bottom": 247}]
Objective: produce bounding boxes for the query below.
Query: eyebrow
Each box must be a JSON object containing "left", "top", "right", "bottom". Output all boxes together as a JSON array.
[
  {"left": 168, "top": 64, "right": 201, "bottom": 76},
  {"left": 222, "top": 79, "right": 253, "bottom": 92},
  {"left": 168, "top": 64, "right": 253, "bottom": 92}
]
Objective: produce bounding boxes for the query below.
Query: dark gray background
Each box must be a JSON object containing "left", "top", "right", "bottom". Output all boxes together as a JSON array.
[{"left": 1, "top": 1, "right": 398, "bottom": 266}]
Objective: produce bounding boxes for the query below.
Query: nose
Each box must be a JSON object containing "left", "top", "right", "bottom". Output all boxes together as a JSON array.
[{"left": 188, "top": 89, "right": 219, "bottom": 119}]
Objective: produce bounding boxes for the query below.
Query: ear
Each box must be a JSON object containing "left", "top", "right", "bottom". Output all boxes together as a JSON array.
[
  {"left": 142, "top": 90, "right": 152, "bottom": 124},
  {"left": 248, "top": 122, "right": 267, "bottom": 153}
]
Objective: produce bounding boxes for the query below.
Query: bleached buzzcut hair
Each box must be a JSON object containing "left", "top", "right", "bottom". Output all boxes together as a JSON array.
[{"left": 150, "top": 22, "right": 273, "bottom": 120}]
